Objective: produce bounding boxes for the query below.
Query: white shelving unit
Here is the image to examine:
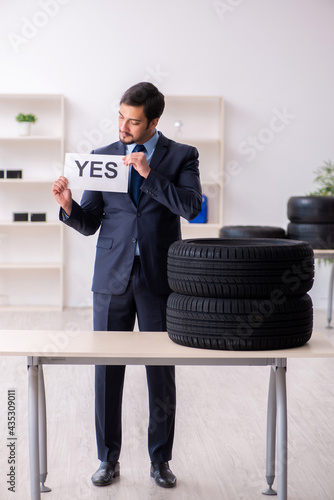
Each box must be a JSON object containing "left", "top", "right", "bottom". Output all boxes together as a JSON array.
[
  {"left": 159, "top": 95, "right": 224, "bottom": 238},
  {"left": 0, "top": 94, "right": 65, "bottom": 309}
]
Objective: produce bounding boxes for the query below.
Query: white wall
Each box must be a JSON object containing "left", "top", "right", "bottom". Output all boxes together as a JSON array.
[{"left": 1, "top": 0, "right": 334, "bottom": 308}]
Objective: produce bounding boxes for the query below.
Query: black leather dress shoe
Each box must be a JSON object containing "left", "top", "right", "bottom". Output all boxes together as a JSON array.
[
  {"left": 91, "top": 461, "right": 120, "bottom": 487},
  {"left": 150, "top": 462, "right": 177, "bottom": 488}
]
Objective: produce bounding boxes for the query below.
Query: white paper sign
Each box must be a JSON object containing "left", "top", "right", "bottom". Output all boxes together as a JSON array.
[{"left": 64, "top": 153, "right": 128, "bottom": 192}]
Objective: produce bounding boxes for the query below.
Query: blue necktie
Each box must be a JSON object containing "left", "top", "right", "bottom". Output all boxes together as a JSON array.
[{"left": 130, "top": 144, "right": 146, "bottom": 205}]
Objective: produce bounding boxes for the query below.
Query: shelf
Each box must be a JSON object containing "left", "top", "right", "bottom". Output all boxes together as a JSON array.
[
  {"left": 0, "top": 93, "right": 64, "bottom": 140},
  {"left": 201, "top": 180, "right": 223, "bottom": 187},
  {"left": 0, "top": 136, "right": 62, "bottom": 141},
  {"left": 0, "top": 179, "right": 55, "bottom": 184},
  {"left": 162, "top": 95, "right": 222, "bottom": 102},
  {"left": 182, "top": 223, "right": 220, "bottom": 228},
  {"left": 0, "top": 263, "right": 62, "bottom": 269},
  {"left": 0, "top": 93, "right": 64, "bottom": 99},
  {"left": 0, "top": 221, "right": 60, "bottom": 227},
  {"left": 0, "top": 305, "right": 62, "bottom": 311},
  {"left": 181, "top": 224, "right": 220, "bottom": 239},
  {"left": 160, "top": 95, "right": 224, "bottom": 143},
  {"left": 171, "top": 138, "right": 221, "bottom": 145},
  {"left": 161, "top": 94, "right": 224, "bottom": 234},
  {"left": 0, "top": 93, "right": 64, "bottom": 308}
]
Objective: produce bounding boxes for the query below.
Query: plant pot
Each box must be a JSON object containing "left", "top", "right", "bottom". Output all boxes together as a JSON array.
[{"left": 18, "top": 122, "right": 31, "bottom": 136}]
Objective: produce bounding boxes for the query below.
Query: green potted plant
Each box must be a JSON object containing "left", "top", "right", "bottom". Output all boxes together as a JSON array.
[
  {"left": 287, "top": 160, "right": 334, "bottom": 248},
  {"left": 308, "top": 160, "right": 334, "bottom": 196},
  {"left": 15, "top": 113, "right": 37, "bottom": 136}
]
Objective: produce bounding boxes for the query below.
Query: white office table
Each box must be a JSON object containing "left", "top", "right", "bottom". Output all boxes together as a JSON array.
[{"left": 1, "top": 330, "right": 334, "bottom": 500}]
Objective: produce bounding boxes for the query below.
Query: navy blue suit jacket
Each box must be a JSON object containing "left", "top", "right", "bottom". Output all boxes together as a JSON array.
[{"left": 61, "top": 133, "right": 202, "bottom": 295}]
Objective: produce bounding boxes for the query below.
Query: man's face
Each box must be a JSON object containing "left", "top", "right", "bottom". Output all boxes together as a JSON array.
[{"left": 118, "top": 103, "right": 158, "bottom": 145}]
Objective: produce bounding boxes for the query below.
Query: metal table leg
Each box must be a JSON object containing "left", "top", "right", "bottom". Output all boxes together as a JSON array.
[
  {"left": 326, "top": 261, "right": 334, "bottom": 328},
  {"left": 263, "top": 366, "right": 277, "bottom": 496},
  {"left": 276, "top": 362, "right": 288, "bottom": 500},
  {"left": 28, "top": 359, "right": 41, "bottom": 500},
  {"left": 38, "top": 366, "right": 51, "bottom": 492}
]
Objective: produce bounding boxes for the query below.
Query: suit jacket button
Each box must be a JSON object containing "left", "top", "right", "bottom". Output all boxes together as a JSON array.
[
  {"left": 137, "top": 212, "right": 141, "bottom": 217},
  {"left": 132, "top": 238, "right": 137, "bottom": 243}
]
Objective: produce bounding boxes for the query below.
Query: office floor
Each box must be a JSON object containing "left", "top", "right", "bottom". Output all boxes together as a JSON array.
[{"left": 0, "top": 308, "right": 334, "bottom": 500}]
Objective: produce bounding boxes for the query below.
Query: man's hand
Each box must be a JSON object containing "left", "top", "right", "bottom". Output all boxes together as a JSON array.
[
  {"left": 52, "top": 176, "right": 73, "bottom": 216},
  {"left": 122, "top": 152, "right": 151, "bottom": 178}
]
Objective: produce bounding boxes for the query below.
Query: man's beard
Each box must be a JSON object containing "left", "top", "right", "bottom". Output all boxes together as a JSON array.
[{"left": 119, "top": 131, "right": 134, "bottom": 144}]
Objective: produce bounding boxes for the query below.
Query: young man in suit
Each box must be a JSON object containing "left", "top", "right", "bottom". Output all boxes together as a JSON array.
[{"left": 52, "top": 82, "right": 202, "bottom": 489}]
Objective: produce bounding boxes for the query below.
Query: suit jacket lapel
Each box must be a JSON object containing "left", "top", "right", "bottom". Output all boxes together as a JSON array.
[
  {"left": 149, "top": 133, "right": 168, "bottom": 173},
  {"left": 135, "top": 133, "right": 168, "bottom": 206},
  {"left": 114, "top": 141, "right": 126, "bottom": 155}
]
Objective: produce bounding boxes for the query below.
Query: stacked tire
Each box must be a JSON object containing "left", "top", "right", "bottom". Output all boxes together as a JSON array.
[
  {"left": 287, "top": 196, "right": 334, "bottom": 249},
  {"left": 219, "top": 225, "right": 286, "bottom": 239},
  {"left": 166, "top": 238, "right": 314, "bottom": 351}
]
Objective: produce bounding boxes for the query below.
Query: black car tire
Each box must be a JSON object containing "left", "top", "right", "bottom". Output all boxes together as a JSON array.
[
  {"left": 287, "top": 196, "right": 334, "bottom": 223},
  {"left": 219, "top": 225, "right": 286, "bottom": 239},
  {"left": 287, "top": 222, "right": 334, "bottom": 249},
  {"left": 167, "top": 238, "right": 314, "bottom": 298},
  {"left": 166, "top": 292, "right": 313, "bottom": 351}
]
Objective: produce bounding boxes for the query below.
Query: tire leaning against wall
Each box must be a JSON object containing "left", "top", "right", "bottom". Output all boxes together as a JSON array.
[
  {"left": 166, "top": 292, "right": 313, "bottom": 351},
  {"left": 167, "top": 238, "right": 314, "bottom": 299}
]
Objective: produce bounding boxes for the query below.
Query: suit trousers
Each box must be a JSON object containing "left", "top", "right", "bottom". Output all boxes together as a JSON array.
[{"left": 93, "top": 257, "right": 176, "bottom": 463}]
